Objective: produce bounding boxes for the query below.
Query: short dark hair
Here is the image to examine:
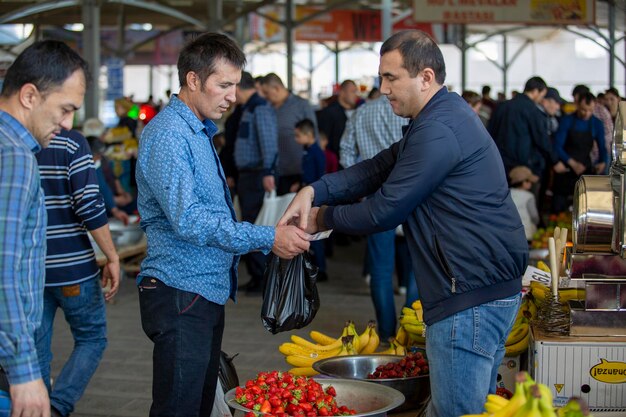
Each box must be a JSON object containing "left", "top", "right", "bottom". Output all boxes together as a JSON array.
[
  {"left": 295, "top": 118, "right": 315, "bottom": 135},
  {"left": 340, "top": 80, "right": 356, "bottom": 90},
  {"left": 572, "top": 84, "right": 590, "bottom": 98},
  {"left": 239, "top": 71, "right": 255, "bottom": 90},
  {"left": 606, "top": 87, "right": 621, "bottom": 98},
  {"left": 177, "top": 32, "right": 246, "bottom": 88},
  {"left": 462, "top": 90, "right": 481, "bottom": 106},
  {"left": 523, "top": 76, "right": 547, "bottom": 93},
  {"left": 579, "top": 92, "right": 596, "bottom": 105},
  {"left": 2, "top": 40, "right": 89, "bottom": 98},
  {"left": 260, "top": 73, "right": 285, "bottom": 88},
  {"left": 380, "top": 30, "right": 446, "bottom": 84},
  {"left": 482, "top": 85, "right": 491, "bottom": 95}
]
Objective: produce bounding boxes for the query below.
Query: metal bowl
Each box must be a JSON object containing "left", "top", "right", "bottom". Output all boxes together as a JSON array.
[
  {"left": 224, "top": 378, "right": 404, "bottom": 417},
  {"left": 108, "top": 215, "right": 144, "bottom": 246},
  {"left": 313, "top": 355, "right": 430, "bottom": 413}
]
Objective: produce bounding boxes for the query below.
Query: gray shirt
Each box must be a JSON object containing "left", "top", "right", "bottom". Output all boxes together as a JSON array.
[{"left": 275, "top": 94, "right": 318, "bottom": 177}]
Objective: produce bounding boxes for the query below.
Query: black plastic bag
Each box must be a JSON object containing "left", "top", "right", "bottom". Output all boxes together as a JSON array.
[{"left": 261, "top": 252, "right": 320, "bottom": 334}]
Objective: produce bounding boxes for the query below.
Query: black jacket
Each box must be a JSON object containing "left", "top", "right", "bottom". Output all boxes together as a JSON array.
[{"left": 312, "top": 88, "right": 527, "bottom": 324}]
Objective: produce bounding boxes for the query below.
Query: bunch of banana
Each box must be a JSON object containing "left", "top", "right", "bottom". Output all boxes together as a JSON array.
[
  {"left": 281, "top": 321, "right": 382, "bottom": 376},
  {"left": 400, "top": 300, "right": 426, "bottom": 345},
  {"left": 529, "top": 282, "right": 585, "bottom": 306},
  {"left": 505, "top": 314, "right": 531, "bottom": 357},
  {"left": 462, "top": 372, "right": 561, "bottom": 417},
  {"left": 556, "top": 398, "right": 592, "bottom": 417},
  {"left": 377, "top": 337, "right": 406, "bottom": 355}
]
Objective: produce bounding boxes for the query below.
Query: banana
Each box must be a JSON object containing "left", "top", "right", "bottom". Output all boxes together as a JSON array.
[
  {"left": 337, "top": 335, "right": 357, "bottom": 356},
  {"left": 284, "top": 347, "right": 342, "bottom": 367},
  {"left": 291, "top": 334, "right": 343, "bottom": 352},
  {"left": 346, "top": 322, "right": 361, "bottom": 353},
  {"left": 403, "top": 322, "right": 425, "bottom": 336},
  {"left": 505, "top": 322, "right": 530, "bottom": 346},
  {"left": 401, "top": 307, "right": 417, "bottom": 317},
  {"left": 505, "top": 330, "right": 530, "bottom": 357},
  {"left": 511, "top": 384, "right": 541, "bottom": 417},
  {"left": 310, "top": 330, "right": 338, "bottom": 345},
  {"left": 490, "top": 373, "right": 528, "bottom": 417},
  {"left": 485, "top": 401, "right": 505, "bottom": 414},
  {"left": 288, "top": 367, "right": 318, "bottom": 376},
  {"left": 399, "top": 314, "right": 423, "bottom": 327},
  {"left": 537, "top": 384, "right": 557, "bottom": 417},
  {"left": 395, "top": 325, "right": 408, "bottom": 346},
  {"left": 411, "top": 299, "right": 422, "bottom": 311},
  {"left": 393, "top": 339, "right": 406, "bottom": 356},
  {"left": 360, "top": 324, "right": 379, "bottom": 354},
  {"left": 407, "top": 332, "right": 426, "bottom": 345},
  {"left": 558, "top": 288, "right": 585, "bottom": 303},
  {"left": 537, "top": 260, "right": 551, "bottom": 273},
  {"left": 357, "top": 322, "right": 372, "bottom": 353},
  {"left": 377, "top": 342, "right": 397, "bottom": 355},
  {"left": 279, "top": 342, "right": 318, "bottom": 357},
  {"left": 486, "top": 394, "right": 510, "bottom": 409}
]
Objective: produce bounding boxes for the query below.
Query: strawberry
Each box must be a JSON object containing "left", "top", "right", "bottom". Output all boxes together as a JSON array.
[
  {"left": 325, "top": 386, "right": 336, "bottom": 397},
  {"left": 260, "top": 400, "right": 272, "bottom": 414}
]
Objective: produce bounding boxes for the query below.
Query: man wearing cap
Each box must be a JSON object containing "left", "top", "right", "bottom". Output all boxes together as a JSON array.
[
  {"left": 552, "top": 91, "right": 607, "bottom": 213},
  {"left": 540, "top": 87, "right": 563, "bottom": 137},
  {"left": 509, "top": 166, "right": 540, "bottom": 241}
]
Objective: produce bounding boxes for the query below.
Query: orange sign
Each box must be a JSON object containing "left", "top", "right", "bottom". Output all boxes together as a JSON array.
[{"left": 251, "top": 7, "right": 434, "bottom": 43}]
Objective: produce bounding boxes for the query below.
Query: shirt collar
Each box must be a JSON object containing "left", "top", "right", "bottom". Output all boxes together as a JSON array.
[
  {"left": 0, "top": 110, "right": 41, "bottom": 153},
  {"left": 169, "top": 94, "right": 218, "bottom": 138}
]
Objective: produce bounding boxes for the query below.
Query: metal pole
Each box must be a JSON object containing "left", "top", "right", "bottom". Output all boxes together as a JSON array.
[
  {"left": 207, "top": 0, "right": 222, "bottom": 32},
  {"left": 285, "top": 0, "right": 294, "bottom": 91},
  {"left": 334, "top": 41, "right": 339, "bottom": 86},
  {"left": 381, "top": 0, "right": 392, "bottom": 41},
  {"left": 234, "top": 0, "right": 245, "bottom": 46},
  {"left": 308, "top": 43, "right": 313, "bottom": 101},
  {"left": 502, "top": 34, "right": 508, "bottom": 98},
  {"left": 460, "top": 25, "right": 466, "bottom": 92},
  {"left": 609, "top": 0, "right": 616, "bottom": 87},
  {"left": 82, "top": 0, "right": 100, "bottom": 119},
  {"left": 148, "top": 65, "right": 153, "bottom": 99}
]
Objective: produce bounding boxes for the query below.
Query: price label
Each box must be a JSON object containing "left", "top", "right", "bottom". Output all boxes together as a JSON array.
[{"left": 522, "top": 265, "right": 552, "bottom": 287}]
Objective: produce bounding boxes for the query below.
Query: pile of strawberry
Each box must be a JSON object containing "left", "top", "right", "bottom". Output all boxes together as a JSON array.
[
  {"left": 366, "top": 351, "right": 429, "bottom": 379},
  {"left": 234, "top": 371, "right": 357, "bottom": 417}
]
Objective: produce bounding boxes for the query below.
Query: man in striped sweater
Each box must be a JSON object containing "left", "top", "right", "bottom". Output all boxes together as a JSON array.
[{"left": 35, "top": 129, "right": 120, "bottom": 417}]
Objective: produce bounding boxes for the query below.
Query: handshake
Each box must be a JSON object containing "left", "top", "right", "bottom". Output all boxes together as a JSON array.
[{"left": 271, "top": 186, "right": 329, "bottom": 259}]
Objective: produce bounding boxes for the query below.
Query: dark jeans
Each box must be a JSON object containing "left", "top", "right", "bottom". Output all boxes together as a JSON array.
[
  {"left": 138, "top": 277, "right": 225, "bottom": 417},
  {"left": 238, "top": 171, "right": 269, "bottom": 283}
]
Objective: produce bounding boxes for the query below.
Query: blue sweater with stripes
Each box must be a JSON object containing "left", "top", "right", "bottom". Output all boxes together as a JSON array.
[{"left": 36, "top": 129, "right": 108, "bottom": 286}]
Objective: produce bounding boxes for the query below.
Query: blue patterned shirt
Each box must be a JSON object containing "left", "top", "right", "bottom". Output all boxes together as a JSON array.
[
  {"left": 234, "top": 92, "right": 278, "bottom": 175},
  {"left": 0, "top": 111, "right": 46, "bottom": 384},
  {"left": 340, "top": 96, "right": 408, "bottom": 168},
  {"left": 136, "top": 95, "right": 275, "bottom": 304}
]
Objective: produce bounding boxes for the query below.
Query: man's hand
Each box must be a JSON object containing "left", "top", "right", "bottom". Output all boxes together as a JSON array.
[
  {"left": 595, "top": 162, "right": 606, "bottom": 174},
  {"left": 102, "top": 256, "right": 120, "bottom": 301},
  {"left": 226, "top": 177, "right": 236, "bottom": 189},
  {"left": 272, "top": 225, "right": 311, "bottom": 259},
  {"left": 10, "top": 379, "right": 50, "bottom": 417},
  {"left": 289, "top": 182, "right": 300, "bottom": 193},
  {"left": 278, "top": 186, "right": 315, "bottom": 230},
  {"left": 262, "top": 175, "right": 275, "bottom": 193},
  {"left": 553, "top": 161, "right": 568, "bottom": 174},
  {"left": 568, "top": 159, "right": 586, "bottom": 176},
  {"left": 111, "top": 207, "right": 129, "bottom": 225}
]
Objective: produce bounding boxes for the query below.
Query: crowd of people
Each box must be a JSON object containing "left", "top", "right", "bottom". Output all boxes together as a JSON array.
[{"left": 0, "top": 30, "right": 623, "bottom": 417}]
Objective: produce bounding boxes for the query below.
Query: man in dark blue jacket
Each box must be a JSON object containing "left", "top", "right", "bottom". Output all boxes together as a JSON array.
[{"left": 280, "top": 30, "right": 528, "bottom": 417}]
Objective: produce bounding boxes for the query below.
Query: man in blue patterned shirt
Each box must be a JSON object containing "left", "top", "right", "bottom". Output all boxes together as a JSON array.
[
  {"left": 0, "top": 40, "right": 88, "bottom": 417},
  {"left": 234, "top": 71, "right": 278, "bottom": 295},
  {"left": 136, "top": 33, "right": 310, "bottom": 417}
]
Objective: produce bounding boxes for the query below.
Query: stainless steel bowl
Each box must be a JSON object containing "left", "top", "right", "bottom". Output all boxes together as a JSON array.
[
  {"left": 224, "top": 378, "right": 405, "bottom": 417},
  {"left": 313, "top": 355, "right": 430, "bottom": 413},
  {"left": 108, "top": 215, "right": 144, "bottom": 246},
  {"left": 573, "top": 175, "right": 616, "bottom": 254}
]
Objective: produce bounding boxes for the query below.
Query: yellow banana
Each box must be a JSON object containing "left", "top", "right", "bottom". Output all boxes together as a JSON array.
[
  {"left": 537, "top": 383, "right": 556, "bottom": 417},
  {"left": 291, "top": 334, "right": 343, "bottom": 352},
  {"left": 490, "top": 373, "right": 528, "bottom": 417},
  {"left": 537, "top": 260, "right": 550, "bottom": 273},
  {"left": 360, "top": 324, "right": 379, "bottom": 354},
  {"left": 505, "top": 331, "right": 530, "bottom": 357},
  {"left": 309, "top": 330, "right": 338, "bottom": 345},
  {"left": 357, "top": 322, "right": 371, "bottom": 353},
  {"left": 279, "top": 342, "right": 317, "bottom": 357},
  {"left": 288, "top": 367, "right": 318, "bottom": 376},
  {"left": 485, "top": 401, "right": 504, "bottom": 414},
  {"left": 401, "top": 307, "right": 417, "bottom": 317},
  {"left": 486, "top": 394, "right": 510, "bottom": 408},
  {"left": 403, "top": 322, "right": 425, "bottom": 336},
  {"left": 284, "top": 347, "right": 342, "bottom": 367},
  {"left": 505, "top": 322, "right": 530, "bottom": 346},
  {"left": 399, "top": 314, "right": 423, "bottom": 327},
  {"left": 377, "top": 343, "right": 396, "bottom": 355},
  {"left": 407, "top": 332, "right": 426, "bottom": 345},
  {"left": 346, "top": 322, "right": 361, "bottom": 353},
  {"left": 512, "top": 384, "right": 541, "bottom": 417},
  {"left": 393, "top": 340, "right": 406, "bottom": 356},
  {"left": 411, "top": 299, "right": 422, "bottom": 311},
  {"left": 558, "top": 288, "right": 585, "bottom": 303},
  {"left": 395, "top": 325, "right": 408, "bottom": 346}
]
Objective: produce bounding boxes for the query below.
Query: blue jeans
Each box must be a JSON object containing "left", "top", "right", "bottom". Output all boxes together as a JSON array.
[
  {"left": 367, "top": 230, "right": 418, "bottom": 340},
  {"left": 425, "top": 293, "right": 521, "bottom": 417},
  {"left": 35, "top": 278, "right": 108, "bottom": 416},
  {"left": 138, "top": 277, "right": 225, "bottom": 417}
]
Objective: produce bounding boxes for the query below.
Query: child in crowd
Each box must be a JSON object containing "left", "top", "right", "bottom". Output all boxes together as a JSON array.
[
  {"left": 319, "top": 131, "right": 338, "bottom": 174},
  {"left": 294, "top": 119, "right": 328, "bottom": 281},
  {"left": 509, "top": 166, "right": 540, "bottom": 242}
]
